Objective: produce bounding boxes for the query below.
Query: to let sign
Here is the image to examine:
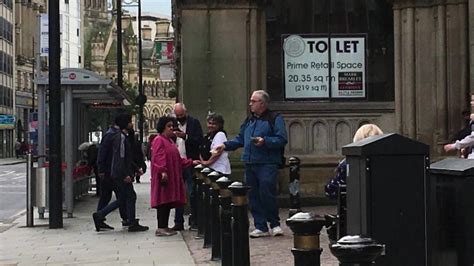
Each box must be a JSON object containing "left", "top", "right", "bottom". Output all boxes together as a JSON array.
[{"left": 282, "top": 34, "right": 366, "bottom": 99}]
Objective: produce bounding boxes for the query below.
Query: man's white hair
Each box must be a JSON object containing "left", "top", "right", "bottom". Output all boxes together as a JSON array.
[{"left": 252, "top": 90, "right": 270, "bottom": 104}]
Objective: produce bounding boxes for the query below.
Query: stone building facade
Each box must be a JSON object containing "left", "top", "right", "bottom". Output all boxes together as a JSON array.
[
  {"left": 172, "top": 0, "right": 473, "bottom": 200},
  {"left": 85, "top": 9, "right": 175, "bottom": 138},
  {"left": 0, "top": 0, "right": 15, "bottom": 158}
]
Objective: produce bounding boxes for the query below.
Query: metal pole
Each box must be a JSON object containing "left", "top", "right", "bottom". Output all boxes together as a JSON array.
[
  {"left": 31, "top": 37, "right": 35, "bottom": 113},
  {"left": 48, "top": 0, "right": 63, "bottom": 229},
  {"left": 65, "top": 86, "right": 74, "bottom": 217},
  {"left": 36, "top": 14, "right": 46, "bottom": 219},
  {"left": 116, "top": 0, "right": 123, "bottom": 90},
  {"left": 26, "top": 153, "right": 34, "bottom": 227},
  {"left": 138, "top": 0, "right": 145, "bottom": 143}
]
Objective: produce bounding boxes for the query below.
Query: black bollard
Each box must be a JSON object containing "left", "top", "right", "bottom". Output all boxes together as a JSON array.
[
  {"left": 194, "top": 164, "right": 206, "bottom": 238},
  {"left": 288, "top": 157, "right": 302, "bottom": 217},
  {"left": 286, "top": 212, "right": 328, "bottom": 266},
  {"left": 217, "top": 176, "right": 233, "bottom": 266},
  {"left": 192, "top": 164, "right": 204, "bottom": 231},
  {"left": 201, "top": 167, "right": 213, "bottom": 248},
  {"left": 208, "top": 171, "right": 223, "bottom": 261},
  {"left": 330, "top": 235, "right": 384, "bottom": 266},
  {"left": 229, "top": 182, "right": 251, "bottom": 266}
]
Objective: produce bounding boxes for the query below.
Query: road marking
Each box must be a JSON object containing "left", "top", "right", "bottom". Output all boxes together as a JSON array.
[{"left": 0, "top": 171, "right": 15, "bottom": 177}]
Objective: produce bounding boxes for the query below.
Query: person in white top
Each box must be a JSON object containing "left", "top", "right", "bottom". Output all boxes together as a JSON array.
[{"left": 198, "top": 114, "right": 231, "bottom": 175}]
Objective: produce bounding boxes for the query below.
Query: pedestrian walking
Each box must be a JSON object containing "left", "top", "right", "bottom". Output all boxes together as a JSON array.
[
  {"left": 95, "top": 120, "right": 128, "bottom": 230},
  {"left": 150, "top": 116, "right": 198, "bottom": 236},
  {"left": 172, "top": 103, "right": 203, "bottom": 231},
  {"left": 215, "top": 90, "right": 288, "bottom": 238},
  {"left": 15, "top": 140, "right": 21, "bottom": 158},
  {"left": 93, "top": 113, "right": 149, "bottom": 232}
]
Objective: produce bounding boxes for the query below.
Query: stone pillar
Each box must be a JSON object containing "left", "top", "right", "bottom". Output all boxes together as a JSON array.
[
  {"left": 470, "top": 0, "right": 474, "bottom": 95},
  {"left": 174, "top": 0, "right": 268, "bottom": 134},
  {"left": 393, "top": 0, "right": 469, "bottom": 155}
]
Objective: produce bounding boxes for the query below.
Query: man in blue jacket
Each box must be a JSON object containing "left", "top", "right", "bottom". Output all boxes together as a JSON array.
[
  {"left": 95, "top": 118, "right": 127, "bottom": 230},
  {"left": 216, "top": 90, "right": 288, "bottom": 238}
]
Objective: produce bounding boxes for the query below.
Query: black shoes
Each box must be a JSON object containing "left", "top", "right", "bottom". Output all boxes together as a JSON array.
[
  {"left": 128, "top": 219, "right": 149, "bottom": 232},
  {"left": 122, "top": 220, "right": 131, "bottom": 227},
  {"left": 100, "top": 222, "right": 114, "bottom": 230},
  {"left": 171, "top": 223, "right": 184, "bottom": 231},
  {"left": 92, "top": 212, "right": 104, "bottom": 232}
]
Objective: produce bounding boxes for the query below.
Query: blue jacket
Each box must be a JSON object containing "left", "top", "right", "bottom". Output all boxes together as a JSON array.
[
  {"left": 225, "top": 110, "right": 287, "bottom": 165},
  {"left": 97, "top": 126, "right": 119, "bottom": 175}
]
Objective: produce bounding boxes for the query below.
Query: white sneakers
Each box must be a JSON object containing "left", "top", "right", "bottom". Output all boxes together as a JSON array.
[
  {"left": 249, "top": 226, "right": 284, "bottom": 238},
  {"left": 271, "top": 226, "right": 283, "bottom": 237},
  {"left": 249, "top": 229, "right": 270, "bottom": 238}
]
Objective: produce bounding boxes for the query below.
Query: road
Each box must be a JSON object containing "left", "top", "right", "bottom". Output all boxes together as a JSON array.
[{"left": 0, "top": 163, "right": 27, "bottom": 225}]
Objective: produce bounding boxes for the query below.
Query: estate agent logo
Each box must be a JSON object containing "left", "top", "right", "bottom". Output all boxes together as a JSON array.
[{"left": 283, "top": 35, "right": 305, "bottom": 57}]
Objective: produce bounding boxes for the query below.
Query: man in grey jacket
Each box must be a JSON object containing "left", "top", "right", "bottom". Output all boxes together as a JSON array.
[{"left": 93, "top": 113, "right": 148, "bottom": 232}]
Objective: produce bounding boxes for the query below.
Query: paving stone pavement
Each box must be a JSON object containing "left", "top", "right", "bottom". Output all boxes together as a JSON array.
[
  {"left": 0, "top": 170, "right": 195, "bottom": 266},
  {"left": 181, "top": 206, "right": 339, "bottom": 266},
  {"left": 0, "top": 162, "right": 339, "bottom": 265}
]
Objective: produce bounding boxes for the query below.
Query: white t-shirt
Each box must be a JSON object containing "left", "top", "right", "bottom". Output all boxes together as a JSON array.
[
  {"left": 176, "top": 122, "right": 187, "bottom": 158},
  {"left": 210, "top": 131, "right": 231, "bottom": 175}
]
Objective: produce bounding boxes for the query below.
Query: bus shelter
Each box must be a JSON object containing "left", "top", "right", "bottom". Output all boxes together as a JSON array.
[{"left": 36, "top": 68, "right": 132, "bottom": 217}]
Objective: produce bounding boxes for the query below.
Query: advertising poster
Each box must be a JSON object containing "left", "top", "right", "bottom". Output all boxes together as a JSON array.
[
  {"left": 40, "top": 14, "right": 49, "bottom": 56},
  {"left": 282, "top": 35, "right": 366, "bottom": 99}
]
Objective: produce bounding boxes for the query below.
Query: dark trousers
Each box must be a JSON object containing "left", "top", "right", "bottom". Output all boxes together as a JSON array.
[
  {"left": 157, "top": 204, "right": 172, "bottom": 228},
  {"left": 97, "top": 177, "right": 135, "bottom": 222},
  {"left": 174, "top": 167, "right": 194, "bottom": 224}
]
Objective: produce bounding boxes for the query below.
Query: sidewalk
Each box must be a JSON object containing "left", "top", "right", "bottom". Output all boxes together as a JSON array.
[
  {"left": 0, "top": 172, "right": 194, "bottom": 265},
  {"left": 0, "top": 168, "right": 339, "bottom": 265},
  {"left": 0, "top": 157, "right": 26, "bottom": 166}
]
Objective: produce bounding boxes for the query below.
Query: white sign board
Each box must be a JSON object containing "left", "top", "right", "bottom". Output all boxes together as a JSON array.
[
  {"left": 283, "top": 35, "right": 366, "bottom": 99},
  {"left": 40, "top": 14, "right": 49, "bottom": 56}
]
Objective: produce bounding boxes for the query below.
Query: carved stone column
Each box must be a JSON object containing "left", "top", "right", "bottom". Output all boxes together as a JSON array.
[
  {"left": 393, "top": 0, "right": 469, "bottom": 156},
  {"left": 173, "top": 0, "right": 268, "bottom": 134}
]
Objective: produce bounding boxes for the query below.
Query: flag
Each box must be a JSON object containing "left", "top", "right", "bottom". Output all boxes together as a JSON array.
[{"left": 155, "top": 41, "right": 174, "bottom": 63}]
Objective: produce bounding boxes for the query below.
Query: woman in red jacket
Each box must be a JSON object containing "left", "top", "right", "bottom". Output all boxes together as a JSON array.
[{"left": 150, "top": 116, "right": 198, "bottom": 236}]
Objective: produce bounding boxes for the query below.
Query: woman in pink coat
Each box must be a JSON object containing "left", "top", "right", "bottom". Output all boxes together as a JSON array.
[{"left": 151, "top": 116, "right": 196, "bottom": 236}]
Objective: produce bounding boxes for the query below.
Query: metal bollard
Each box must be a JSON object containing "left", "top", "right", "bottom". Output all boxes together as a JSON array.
[
  {"left": 286, "top": 212, "right": 328, "bottom": 266},
  {"left": 229, "top": 181, "right": 251, "bottom": 266},
  {"left": 288, "top": 157, "right": 302, "bottom": 217},
  {"left": 217, "top": 176, "right": 233, "bottom": 266},
  {"left": 194, "top": 164, "right": 206, "bottom": 238},
  {"left": 329, "top": 235, "right": 384, "bottom": 266},
  {"left": 201, "top": 167, "right": 213, "bottom": 248},
  {"left": 26, "top": 153, "right": 34, "bottom": 227},
  {"left": 208, "top": 171, "right": 223, "bottom": 261},
  {"left": 193, "top": 164, "right": 205, "bottom": 232}
]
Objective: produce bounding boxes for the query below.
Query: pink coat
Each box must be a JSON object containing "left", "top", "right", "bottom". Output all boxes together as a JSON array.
[{"left": 150, "top": 135, "right": 193, "bottom": 208}]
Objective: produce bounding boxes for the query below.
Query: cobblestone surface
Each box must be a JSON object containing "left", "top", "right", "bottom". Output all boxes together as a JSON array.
[{"left": 182, "top": 206, "right": 339, "bottom": 266}]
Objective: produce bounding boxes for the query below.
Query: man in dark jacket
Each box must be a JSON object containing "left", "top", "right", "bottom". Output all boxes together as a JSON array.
[
  {"left": 95, "top": 121, "right": 126, "bottom": 230},
  {"left": 93, "top": 113, "right": 148, "bottom": 232},
  {"left": 172, "top": 103, "right": 203, "bottom": 230},
  {"left": 216, "top": 90, "right": 287, "bottom": 238}
]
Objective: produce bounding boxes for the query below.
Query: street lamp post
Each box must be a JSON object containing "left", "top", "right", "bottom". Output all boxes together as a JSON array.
[{"left": 123, "top": 0, "right": 146, "bottom": 143}]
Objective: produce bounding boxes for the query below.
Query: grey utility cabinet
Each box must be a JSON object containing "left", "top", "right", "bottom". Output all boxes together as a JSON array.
[
  {"left": 429, "top": 158, "right": 474, "bottom": 266},
  {"left": 342, "top": 133, "right": 430, "bottom": 266}
]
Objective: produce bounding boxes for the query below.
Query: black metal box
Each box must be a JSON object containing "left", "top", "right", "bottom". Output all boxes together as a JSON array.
[
  {"left": 342, "top": 133, "right": 430, "bottom": 266},
  {"left": 429, "top": 158, "right": 474, "bottom": 266}
]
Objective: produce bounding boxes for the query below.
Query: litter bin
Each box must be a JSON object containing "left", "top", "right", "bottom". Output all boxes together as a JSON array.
[
  {"left": 33, "top": 166, "right": 49, "bottom": 208},
  {"left": 341, "top": 133, "right": 430, "bottom": 266},
  {"left": 429, "top": 158, "right": 474, "bottom": 266}
]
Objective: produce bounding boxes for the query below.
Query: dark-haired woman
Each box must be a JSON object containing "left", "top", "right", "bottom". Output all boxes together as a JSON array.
[
  {"left": 150, "top": 116, "right": 198, "bottom": 236},
  {"left": 198, "top": 114, "right": 231, "bottom": 175}
]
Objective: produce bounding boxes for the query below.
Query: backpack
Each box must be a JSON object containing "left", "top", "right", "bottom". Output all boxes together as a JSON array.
[{"left": 244, "top": 111, "right": 287, "bottom": 168}]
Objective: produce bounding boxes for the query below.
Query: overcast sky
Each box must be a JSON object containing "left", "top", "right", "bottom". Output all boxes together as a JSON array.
[{"left": 121, "top": 0, "right": 171, "bottom": 16}]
